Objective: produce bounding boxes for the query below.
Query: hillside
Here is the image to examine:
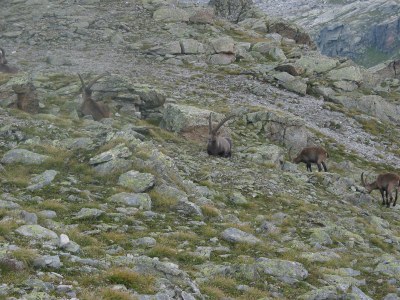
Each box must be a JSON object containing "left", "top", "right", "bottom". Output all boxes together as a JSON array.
[
  {"left": 257, "top": 0, "right": 400, "bottom": 67},
  {"left": 1, "top": 0, "right": 400, "bottom": 299}
]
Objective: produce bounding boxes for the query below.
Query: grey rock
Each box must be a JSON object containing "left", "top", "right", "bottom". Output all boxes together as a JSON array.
[
  {"left": 210, "top": 37, "right": 235, "bottom": 54},
  {"left": 299, "top": 286, "right": 338, "bottom": 300},
  {"left": 383, "top": 294, "right": 400, "bottom": 300},
  {"left": 256, "top": 257, "right": 308, "bottom": 281},
  {"left": 175, "top": 199, "right": 203, "bottom": 216},
  {"left": 0, "top": 200, "right": 21, "bottom": 209},
  {"left": 296, "top": 54, "right": 339, "bottom": 74},
  {"left": 1, "top": 149, "right": 50, "bottom": 165},
  {"left": 269, "top": 47, "right": 286, "bottom": 61},
  {"left": 273, "top": 72, "right": 307, "bottom": 95},
  {"left": 208, "top": 53, "right": 236, "bottom": 65},
  {"left": 229, "top": 192, "right": 248, "bottom": 205},
  {"left": 73, "top": 208, "right": 105, "bottom": 220},
  {"left": 118, "top": 170, "right": 155, "bottom": 193},
  {"left": 37, "top": 210, "right": 57, "bottom": 219},
  {"left": 161, "top": 104, "right": 221, "bottom": 133},
  {"left": 93, "top": 158, "right": 133, "bottom": 176},
  {"left": 375, "top": 255, "right": 400, "bottom": 279},
  {"left": 33, "top": 255, "right": 61, "bottom": 269},
  {"left": 27, "top": 170, "right": 58, "bottom": 191},
  {"left": 132, "top": 237, "right": 157, "bottom": 248},
  {"left": 109, "top": 192, "right": 152, "bottom": 210},
  {"left": 221, "top": 227, "right": 261, "bottom": 244},
  {"left": 327, "top": 66, "right": 363, "bottom": 83},
  {"left": 20, "top": 211, "right": 38, "bottom": 225},
  {"left": 16, "top": 225, "right": 58, "bottom": 240},
  {"left": 153, "top": 8, "right": 190, "bottom": 23},
  {"left": 180, "top": 39, "right": 205, "bottom": 54},
  {"left": 89, "top": 144, "right": 132, "bottom": 165},
  {"left": 148, "top": 41, "right": 182, "bottom": 56}
]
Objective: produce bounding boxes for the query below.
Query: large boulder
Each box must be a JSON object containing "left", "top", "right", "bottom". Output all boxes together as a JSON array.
[
  {"left": 246, "top": 109, "right": 309, "bottom": 153},
  {"left": 255, "top": 257, "right": 308, "bottom": 282},
  {"left": 160, "top": 104, "right": 227, "bottom": 136},
  {"left": 1, "top": 149, "right": 50, "bottom": 165}
]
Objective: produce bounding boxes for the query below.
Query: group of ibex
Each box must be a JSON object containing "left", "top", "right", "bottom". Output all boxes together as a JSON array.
[
  {"left": 2, "top": 48, "right": 398, "bottom": 208},
  {"left": 208, "top": 112, "right": 399, "bottom": 208}
]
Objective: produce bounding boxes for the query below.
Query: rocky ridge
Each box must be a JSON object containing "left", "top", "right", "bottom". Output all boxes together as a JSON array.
[
  {"left": 255, "top": 0, "right": 400, "bottom": 67},
  {"left": 0, "top": 0, "right": 400, "bottom": 299}
]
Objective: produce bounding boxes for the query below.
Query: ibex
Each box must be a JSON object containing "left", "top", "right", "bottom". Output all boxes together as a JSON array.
[
  {"left": 292, "top": 146, "right": 329, "bottom": 172},
  {"left": 361, "top": 172, "right": 400, "bottom": 207},
  {"left": 207, "top": 113, "right": 235, "bottom": 158},
  {"left": 0, "top": 48, "right": 18, "bottom": 74},
  {"left": 78, "top": 73, "right": 110, "bottom": 121}
]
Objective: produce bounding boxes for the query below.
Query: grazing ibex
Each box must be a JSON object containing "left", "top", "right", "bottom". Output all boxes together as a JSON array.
[
  {"left": 361, "top": 172, "right": 400, "bottom": 207},
  {"left": 78, "top": 73, "right": 110, "bottom": 121},
  {"left": 292, "top": 146, "right": 329, "bottom": 172},
  {"left": 207, "top": 113, "right": 235, "bottom": 158},
  {"left": 0, "top": 48, "right": 18, "bottom": 74}
]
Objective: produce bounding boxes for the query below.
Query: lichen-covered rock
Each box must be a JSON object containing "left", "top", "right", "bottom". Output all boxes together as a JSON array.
[
  {"left": 375, "top": 255, "right": 400, "bottom": 279},
  {"left": 269, "top": 47, "right": 286, "bottom": 61},
  {"left": 16, "top": 225, "right": 58, "bottom": 240},
  {"left": 273, "top": 72, "right": 307, "bottom": 95},
  {"left": 148, "top": 41, "right": 182, "bottom": 55},
  {"left": 180, "top": 39, "right": 205, "bottom": 54},
  {"left": 208, "top": 53, "right": 236, "bottom": 65},
  {"left": 89, "top": 144, "right": 131, "bottom": 165},
  {"left": 255, "top": 257, "right": 308, "bottom": 281},
  {"left": 33, "top": 255, "right": 61, "bottom": 269},
  {"left": 161, "top": 104, "right": 221, "bottom": 133},
  {"left": 132, "top": 237, "right": 157, "bottom": 248},
  {"left": 73, "top": 208, "right": 104, "bottom": 220},
  {"left": 240, "top": 144, "right": 284, "bottom": 165},
  {"left": 27, "top": 170, "right": 58, "bottom": 191},
  {"left": 210, "top": 37, "right": 235, "bottom": 54},
  {"left": 118, "top": 170, "right": 155, "bottom": 193},
  {"left": 153, "top": 7, "right": 190, "bottom": 23},
  {"left": 296, "top": 54, "right": 339, "bottom": 74},
  {"left": 221, "top": 227, "right": 261, "bottom": 244},
  {"left": 109, "top": 192, "right": 152, "bottom": 210},
  {"left": 327, "top": 66, "right": 363, "bottom": 83},
  {"left": 1, "top": 149, "right": 50, "bottom": 165}
]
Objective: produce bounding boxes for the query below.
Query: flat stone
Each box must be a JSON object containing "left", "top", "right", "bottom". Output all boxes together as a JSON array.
[
  {"left": 16, "top": 225, "right": 58, "bottom": 240},
  {"left": 1, "top": 149, "right": 50, "bottom": 165},
  {"left": 221, "top": 227, "right": 261, "bottom": 244}
]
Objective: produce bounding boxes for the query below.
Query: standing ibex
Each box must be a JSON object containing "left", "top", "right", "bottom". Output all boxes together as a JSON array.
[
  {"left": 361, "top": 172, "right": 400, "bottom": 207},
  {"left": 207, "top": 113, "right": 235, "bottom": 158},
  {"left": 0, "top": 48, "right": 18, "bottom": 74},
  {"left": 292, "top": 146, "right": 329, "bottom": 172},
  {"left": 78, "top": 73, "right": 110, "bottom": 121}
]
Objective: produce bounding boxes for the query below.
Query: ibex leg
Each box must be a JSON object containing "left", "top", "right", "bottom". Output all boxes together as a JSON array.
[{"left": 321, "top": 161, "right": 328, "bottom": 172}]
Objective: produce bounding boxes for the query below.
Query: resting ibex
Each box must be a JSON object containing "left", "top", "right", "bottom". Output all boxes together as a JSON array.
[
  {"left": 0, "top": 48, "right": 18, "bottom": 74},
  {"left": 78, "top": 73, "right": 110, "bottom": 121},
  {"left": 292, "top": 146, "right": 329, "bottom": 172},
  {"left": 361, "top": 172, "right": 400, "bottom": 207},
  {"left": 207, "top": 113, "right": 235, "bottom": 158}
]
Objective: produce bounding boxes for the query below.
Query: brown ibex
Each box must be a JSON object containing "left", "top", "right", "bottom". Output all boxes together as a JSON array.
[
  {"left": 78, "top": 73, "right": 110, "bottom": 121},
  {"left": 0, "top": 48, "right": 18, "bottom": 74},
  {"left": 292, "top": 146, "right": 329, "bottom": 172},
  {"left": 207, "top": 112, "right": 235, "bottom": 158},
  {"left": 361, "top": 172, "right": 400, "bottom": 207}
]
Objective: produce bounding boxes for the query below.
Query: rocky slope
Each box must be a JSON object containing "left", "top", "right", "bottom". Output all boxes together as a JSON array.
[
  {"left": 1, "top": 0, "right": 400, "bottom": 299},
  {"left": 256, "top": 0, "right": 400, "bottom": 67}
]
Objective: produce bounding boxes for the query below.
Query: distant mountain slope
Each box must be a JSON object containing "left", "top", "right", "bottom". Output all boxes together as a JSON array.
[{"left": 257, "top": 0, "right": 400, "bottom": 66}]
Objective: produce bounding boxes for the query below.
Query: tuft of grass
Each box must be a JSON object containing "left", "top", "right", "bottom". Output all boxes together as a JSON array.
[
  {"left": 12, "top": 248, "right": 38, "bottom": 267},
  {"left": 106, "top": 268, "right": 156, "bottom": 294},
  {"left": 101, "top": 288, "right": 138, "bottom": 300},
  {"left": 147, "top": 245, "right": 178, "bottom": 259},
  {"left": 201, "top": 205, "right": 220, "bottom": 218},
  {"left": 148, "top": 190, "right": 178, "bottom": 212}
]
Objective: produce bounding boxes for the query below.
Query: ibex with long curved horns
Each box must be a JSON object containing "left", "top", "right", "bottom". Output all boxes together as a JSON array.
[
  {"left": 78, "top": 73, "right": 111, "bottom": 121},
  {"left": 361, "top": 172, "right": 400, "bottom": 207},
  {"left": 207, "top": 113, "right": 235, "bottom": 158},
  {"left": 0, "top": 48, "right": 18, "bottom": 74},
  {"left": 292, "top": 146, "right": 329, "bottom": 172}
]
